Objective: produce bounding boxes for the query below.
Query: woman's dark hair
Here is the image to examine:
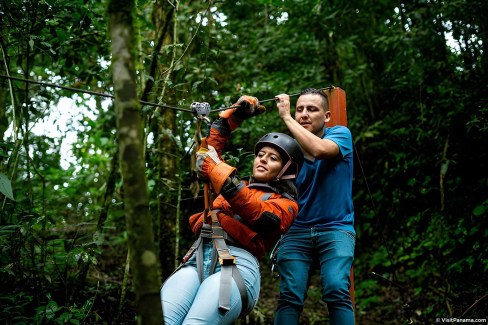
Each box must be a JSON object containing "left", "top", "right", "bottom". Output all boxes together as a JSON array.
[{"left": 269, "top": 179, "right": 298, "bottom": 201}]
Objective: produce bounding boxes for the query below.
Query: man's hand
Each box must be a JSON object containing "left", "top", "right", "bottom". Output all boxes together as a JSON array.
[{"left": 275, "top": 94, "right": 292, "bottom": 120}]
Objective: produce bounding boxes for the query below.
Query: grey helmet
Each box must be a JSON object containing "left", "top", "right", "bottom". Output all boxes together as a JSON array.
[{"left": 254, "top": 132, "right": 304, "bottom": 180}]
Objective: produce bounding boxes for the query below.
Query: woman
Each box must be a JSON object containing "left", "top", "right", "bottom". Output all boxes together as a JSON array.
[{"left": 160, "top": 96, "right": 304, "bottom": 324}]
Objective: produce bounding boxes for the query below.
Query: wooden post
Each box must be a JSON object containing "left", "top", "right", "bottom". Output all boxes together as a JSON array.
[
  {"left": 324, "top": 87, "right": 347, "bottom": 127},
  {"left": 322, "top": 86, "right": 355, "bottom": 311}
]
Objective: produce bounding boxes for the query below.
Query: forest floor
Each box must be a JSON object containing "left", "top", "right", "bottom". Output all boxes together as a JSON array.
[{"left": 81, "top": 243, "right": 486, "bottom": 325}]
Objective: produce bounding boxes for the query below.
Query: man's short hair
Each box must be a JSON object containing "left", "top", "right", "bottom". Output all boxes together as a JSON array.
[{"left": 299, "top": 88, "right": 329, "bottom": 111}]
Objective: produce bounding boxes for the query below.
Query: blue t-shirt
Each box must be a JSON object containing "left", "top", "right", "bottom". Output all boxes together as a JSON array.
[{"left": 292, "top": 126, "right": 355, "bottom": 234}]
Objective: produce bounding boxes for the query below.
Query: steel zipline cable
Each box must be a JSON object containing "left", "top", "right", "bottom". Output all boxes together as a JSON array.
[
  {"left": 0, "top": 74, "right": 333, "bottom": 114},
  {"left": 1, "top": 73, "right": 336, "bottom": 170},
  {"left": 0, "top": 74, "right": 195, "bottom": 113}
]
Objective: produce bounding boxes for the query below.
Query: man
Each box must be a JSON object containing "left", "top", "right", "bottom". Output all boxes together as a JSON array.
[{"left": 274, "top": 88, "right": 355, "bottom": 325}]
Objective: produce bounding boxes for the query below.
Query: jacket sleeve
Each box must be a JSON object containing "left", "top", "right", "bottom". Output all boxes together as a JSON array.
[{"left": 205, "top": 118, "right": 231, "bottom": 159}]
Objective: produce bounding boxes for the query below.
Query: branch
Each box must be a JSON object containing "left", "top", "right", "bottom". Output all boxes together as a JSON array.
[
  {"left": 0, "top": 36, "right": 18, "bottom": 141},
  {"left": 461, "top": 294, "right": 488, "bottom": 318},
  {"left": 141, "top": 7, "right": 175, "bottom": 102},
  {"left": 439, "top": 135, "right": 449, "bottom": 211},
  {"left": 159, "top": 2, "right": 212, "bottom": 76}
]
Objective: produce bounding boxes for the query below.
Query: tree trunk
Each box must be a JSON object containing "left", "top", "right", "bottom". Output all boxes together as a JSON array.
[
  {"left": 108, "top": 1, "right": 162, "bottom": 324},
  {"left": 146, "top": 0, "right": 179, "bottom": 280}
]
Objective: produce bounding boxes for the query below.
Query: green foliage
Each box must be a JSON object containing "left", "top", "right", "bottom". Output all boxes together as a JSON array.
[
  {"left": 34, "top": 293, "right": 95, "bottom": 325},
  {"left": 0, "top": 172, "right": 14, "bottom": 200}
]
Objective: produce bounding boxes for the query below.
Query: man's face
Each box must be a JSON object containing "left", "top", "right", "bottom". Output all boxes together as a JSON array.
[{"left": 295, "top": 94, "right": 330, "bottom": 136}]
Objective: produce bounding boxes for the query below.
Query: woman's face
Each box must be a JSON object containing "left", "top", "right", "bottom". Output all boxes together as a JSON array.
[{"left": 253, "top": 146, "right": 283, "bottom": 182}]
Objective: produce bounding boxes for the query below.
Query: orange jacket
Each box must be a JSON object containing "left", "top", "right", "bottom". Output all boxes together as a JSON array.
[
  {"left": 189, "top": 118, "right": 298, "bottom": 260},
  {"left": 189, "top": 183, "right": 298, "bottom": 260}
]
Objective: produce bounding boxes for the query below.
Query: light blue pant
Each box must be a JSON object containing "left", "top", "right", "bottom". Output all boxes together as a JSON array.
[
  {"left": 161, "top": 239, "right": 260, "bottom": 325},
  {"left": 274, "top": 228, "right": 355, "bottom": 325}
]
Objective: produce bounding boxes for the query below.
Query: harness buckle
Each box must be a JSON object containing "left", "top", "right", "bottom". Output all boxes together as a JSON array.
[
  {"left": 200, "top": 223, "right": 213, "bottom": 238},
  {"left": 219, "top": 256, "right": 236, "bottom": 266}
]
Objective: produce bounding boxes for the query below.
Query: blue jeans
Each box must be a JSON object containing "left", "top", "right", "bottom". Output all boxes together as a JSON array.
[
  {"left": 161, "top": 239, "right": 260, "bottom": 325},
  {"left": 274, "top": 227, "right": 355, "bottom": 325}
]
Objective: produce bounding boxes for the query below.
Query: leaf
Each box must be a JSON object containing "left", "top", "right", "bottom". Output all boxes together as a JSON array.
[
  {"left": 440, "top": 160, "right": 449, "bottom": 176},
  {"left": 45, "top": 300, "right": 59, "bottom": 319},
  {"left": 92, "top": 231, "right": 104, "bottom": 246},
  {"left": 0, "top": 173, "right": 14, "bottom": 200},
  {"left": 192, "top": 80, "right": 202, "bottom": 90},
  {"left": 473, "top": 204, "right": 486, "bottom": 217}
]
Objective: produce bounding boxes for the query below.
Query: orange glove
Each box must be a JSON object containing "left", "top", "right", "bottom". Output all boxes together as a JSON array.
[
  {"left": 219, "top": 95, "right": 266, "bottom": 131},
  {"left": 196, "top": 145, "right": 236, "bottom": 193},
  {"left": 189, "top": 212, "right": 204, "bottom": 235}
]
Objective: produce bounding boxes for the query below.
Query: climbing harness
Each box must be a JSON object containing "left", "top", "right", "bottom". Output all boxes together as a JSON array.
[
  {"left": 177, "top": 104, "right": 250, "bottom": 316},
  {"left": 179, "top": 179, "right": 249, "bottom": 315},
  {"left": 181, "top": 207, "right": 249, "bottom": 315}
]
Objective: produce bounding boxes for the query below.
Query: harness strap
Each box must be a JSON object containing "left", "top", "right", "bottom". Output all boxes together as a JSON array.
[
  {"left": 213, "top": 233, "right": 248, "bottom": 315},
  {"left": 219, "top": 263, "right": 233, "bottom": 311},
  {"left": 230, "top": 264, "right": 248, "bottom": 317},
  {"left": 218, "top": 264, "right": 248, "bottom": 315},
  {"left": 209, "top": 247, "right": 218, "bottom": 276},
  {"left": 208, "top": 210, "right": 243, "bottom": 312},
  {"left": 247, "top": 182, "right": 296, "bottom": 201},
  {"left": 182, "top": 236, "right": 202, "bottom": 264},
  {"left": 196, "top": 238, "right": 204, "bottom": 283}
]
